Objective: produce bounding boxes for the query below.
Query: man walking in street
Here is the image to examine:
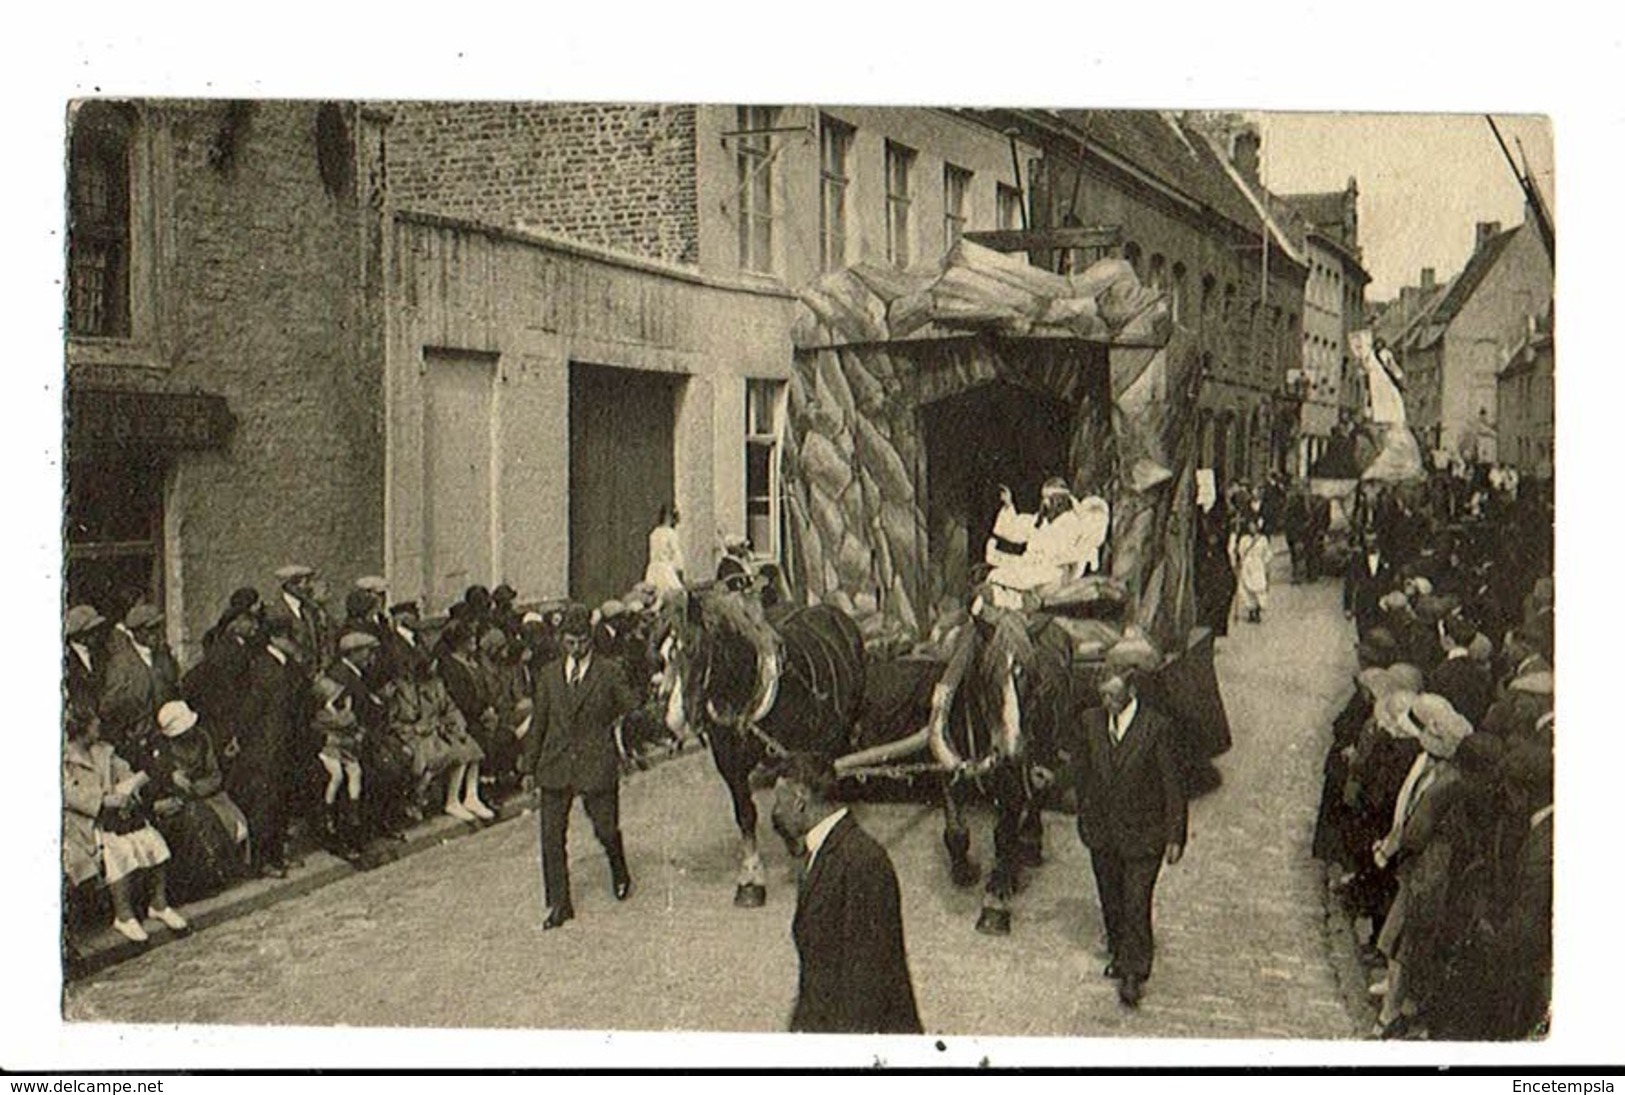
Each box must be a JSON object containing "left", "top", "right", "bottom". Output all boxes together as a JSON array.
[
  {"left": 1064, "top": 635, "right": 1188, "bottom": 1008},
  {"left": 530, "top": 603, "right": 639, "bottom": 930},
  {"left": 771, "top": 752, "right": 922, "bottom": 1035}
]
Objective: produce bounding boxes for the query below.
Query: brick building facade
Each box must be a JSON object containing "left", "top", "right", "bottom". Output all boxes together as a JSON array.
[
  {"left": 388, "top": 102, "right": 700, "bottom": 266},
  {"left": 66, "top": 100, "right": 389, "bottom": 662},
  {"left": 999, "top": 109, "right": 1308, "bottom": 488}
]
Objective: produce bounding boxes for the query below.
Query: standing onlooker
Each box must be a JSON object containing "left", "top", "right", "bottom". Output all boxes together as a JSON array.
[
  {"left": 98, "top": 603, "right": 178, "bottom": 756},
  {"left": 62, "top": 708, "right": 188, "bottom": 943},
  {"left": 478, "top": 627, "right": 531, "bottom": 799},
  {"left": 1229, "top": 518, "right": 1273, "bottom": 624},
  {"left": 229, "top": 615, "right": 308, "bottom": 878},
  {"left": 1370, "top": 692, "right": 1471, "bottom": 1037},
  {"left": 1427, "top": 613, "right": 1495, "bottom": 728},
  {"left": 268, "top": 564, "right": 332, "bottom": 675},
  {"left": 770, "top": 752, "right": 923, "bottom": 1034},
  {"left": 1194, "top": 498, "right": 1236, "bottom": 638},
  {"left": 530, "top": 604, "right": 639, "bottom": 929},
  {"left": 1283, "top": 489, "right": 1311, "bottom": 584},
  {"left": 182, "top": 593, "right": 261, "bottom": 743},
  {"left": 1063, "top": 636, "right": 1187, "bottom": 1008},
  {"left": 644, "top": 504, "right": 687, "bottom": 605},
  {"left": 64, "top": 605, "right": 108, "bottom": 722}
]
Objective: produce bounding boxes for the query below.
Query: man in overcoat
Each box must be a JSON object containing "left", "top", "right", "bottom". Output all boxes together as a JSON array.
[
  {"left": 1064, "top": 635, "right": 1188, "bottom": 1008},
  {"left": 228, "top": 616, "right": 308, "bottom": 877},
  {"left": 771, "top": 752, "right": 922, "bottom": 1034},
  {"left": 530, "top": 603, "right": 639, "bottom": 929}
]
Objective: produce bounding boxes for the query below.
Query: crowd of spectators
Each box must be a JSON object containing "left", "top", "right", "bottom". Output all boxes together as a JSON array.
[
  {"left": 62, "top": 570, "right": 683, "bottom": 949},
  {"left": 1312, "top": 467, "right": 1555, "bottom": 1039}
]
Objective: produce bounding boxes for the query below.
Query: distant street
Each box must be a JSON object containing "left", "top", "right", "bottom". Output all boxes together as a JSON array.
[{"left": 66, "top": 555, "right": 1363, "bottom": 1040}]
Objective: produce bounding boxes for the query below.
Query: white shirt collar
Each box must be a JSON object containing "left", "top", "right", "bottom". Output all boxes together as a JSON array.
[
  {"left": 396, "top": 624, "right": 416, "bottom": 646},
  {"left": 340, "top": 657, "right": 363, "bottom": 679},
  {"left": 1530, "top": 804, "right": 1555, "bottom": 829},
  {"left": 1111, "top": 697, "right": 1139, "bottom": 743},
  {"left": 804, "top": 806, "right": 850, "bottom": 870},
  {"left": 1446, "top": 647, "right": 1471, "bottom": 661},
  {"left": 70, "top": 642, "right": 93, "bottom": 670},
  {"left": 566, "top": 653, "right": 592, "bottom": 681},
  {"left": 283, "top": 591, "right": 304, "bottom": 619},
  {"left": 1367, "top": 552, "right": 1381, "bottom": 574},
  {"left": 117, "top": 624, "right": 154, "bottom": 668},
  {"left": 266, "top": 644, "right": 289, "bottom": 666}
]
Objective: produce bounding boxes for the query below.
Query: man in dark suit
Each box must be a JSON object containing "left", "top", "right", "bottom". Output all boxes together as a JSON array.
[
  {"left": 1065, "top": 637, "right": 1188, "bottom": 1008},
  {"left": 1344, "top": 535, "right": 1392, "bottom": 640},
  {"left": 228, "top": 616, "right": 308, "bottom": 877},
  {"left": 771, "top": 752, "right": 922, "bottom": 1034},
  {"left": 267, "top": 564, "right": 333, "bottom": 677},
  {"left": 530, "top": 603, "right": 639, "bottom": 929},
  {"left": 1427, "top": 612, "right": 1495, "bottom": 727}
]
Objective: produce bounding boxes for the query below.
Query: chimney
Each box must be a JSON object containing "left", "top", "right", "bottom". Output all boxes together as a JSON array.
[
  {"left": 1475, "top": 221, "right": 1503, "bottom": 251},
  {"left": 1420, "top": 268, "right": 1436, "bottom": 292},
  {"left": 1232, "top": 127, "right": 1261, "bottom": 186}
]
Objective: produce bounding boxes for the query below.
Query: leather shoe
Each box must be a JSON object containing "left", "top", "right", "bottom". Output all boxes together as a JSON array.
[
  {"left": 613, "top": 876, "right": 633, "bottom": 902},
  {"left": 1118, "top": 975, "right": 1143, "bottom": 1008},
  {"left": 541, "top": 906, "right": 575, "bottom": 930}
]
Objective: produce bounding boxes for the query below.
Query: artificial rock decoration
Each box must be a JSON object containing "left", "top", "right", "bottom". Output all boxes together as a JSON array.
[{"left": 783, "top": 240, "right": 1197, "bottom": 652}]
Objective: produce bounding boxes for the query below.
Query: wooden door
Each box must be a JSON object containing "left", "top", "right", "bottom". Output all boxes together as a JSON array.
[{"left": 569, "top": 362, "right": 677, "bottom": 608}]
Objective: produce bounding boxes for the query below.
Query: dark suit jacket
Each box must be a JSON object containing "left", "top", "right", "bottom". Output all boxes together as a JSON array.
[
  {"left": 790, "top": 813, "right": 922, "bottom": 1034},
  {"left": 233, "top": 647, "right": 305, "bottom": 771},
  {"left": 530, "top": 655, "right": 638, "bottom": 792},
  {"left": 1344, "top": 552, "right": 1391, "bottom": 638},
  {"left": 1072, "top": 704, "right": 1189, "bottom": 858},
  {"left": 1427, "top": 654, "right": 1495, "bottom": 728}
]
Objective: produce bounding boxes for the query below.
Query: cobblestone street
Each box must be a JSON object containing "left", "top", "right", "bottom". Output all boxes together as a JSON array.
[{"left": 65, "top": 556, "right": 1363, "bottom": 1040}]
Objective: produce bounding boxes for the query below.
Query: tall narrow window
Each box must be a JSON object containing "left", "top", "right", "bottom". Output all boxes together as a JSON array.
[
  {"left": 885, "top": 141, "right": 915, "bottom": 268},
  {"left": 745, "top": 379, "right": 787, "bottom": 559},
  {"left": 818, "top": 115, "right": 853, "bottom": 274},
  {"left": 996, "top": 183, "right": 1023, "bottom": 232},
  {"left": 943, "top": 163, "right": 972, "bottom": 251},
  {"left": 736, "top": 105, "right": 779, "bottom": 274},
  {"left": 68, "top": 102, "right": 135, "bottom": 338}
]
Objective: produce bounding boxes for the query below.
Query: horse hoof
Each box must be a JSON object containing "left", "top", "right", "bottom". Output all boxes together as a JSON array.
[
  {"left": 975, "top": 907, "right": 1012, "bottom": 936},
  {"left": 733, "top": 883, "right": 767, "bottom": 908},
  {"left": 950, "top": 861, "right": 982, "bottom": 889}
]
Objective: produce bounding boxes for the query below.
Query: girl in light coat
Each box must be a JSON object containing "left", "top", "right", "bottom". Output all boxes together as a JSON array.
[{"left": 1229, "top": 517, "right": 1274, "bottom": 623}]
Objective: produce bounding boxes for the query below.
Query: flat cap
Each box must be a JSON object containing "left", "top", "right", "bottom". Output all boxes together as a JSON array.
[
  {"left": 123, "top": 603, "right": 165, "bottom": 631},
  {"left": 338, "top": 631, "right": 380, "bottom": 654},
  {"left": 65, "top": 605, "right": 107, "bottom": 637},
  {"left": 355, "top": 575, "right": 389, "bottom": 594},
  {"left": 275, "top": 564, "right": 316, "bottom": 581}
]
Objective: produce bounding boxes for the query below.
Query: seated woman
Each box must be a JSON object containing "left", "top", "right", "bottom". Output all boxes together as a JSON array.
[
  {"left": 983, "top": 479, "right": 1110, "bottom": 609},
  {"left": 63, "top": 707, "right": 189, "bottom": 943},
  {"left": 384, "top": 649, "right": 489, "bottom": 822},
  {"left": 147, "top": 700, "right": 250, "bottom": 904}
]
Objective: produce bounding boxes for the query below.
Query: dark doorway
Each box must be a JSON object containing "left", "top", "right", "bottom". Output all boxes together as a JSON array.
[
  {"left": 569, "top": 362, "right": 679, "bottom": 608},
  {"left": 920, "top": 380, "right": 1073, "bottom": 610}
]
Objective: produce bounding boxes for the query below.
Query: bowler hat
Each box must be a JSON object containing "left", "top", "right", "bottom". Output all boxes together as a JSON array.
[
  {"left": 559, "top": 603, "right": 593, "bottom": 638},
  {"left": 493, "top": 584, "right": 518, "bottom": 605}
]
